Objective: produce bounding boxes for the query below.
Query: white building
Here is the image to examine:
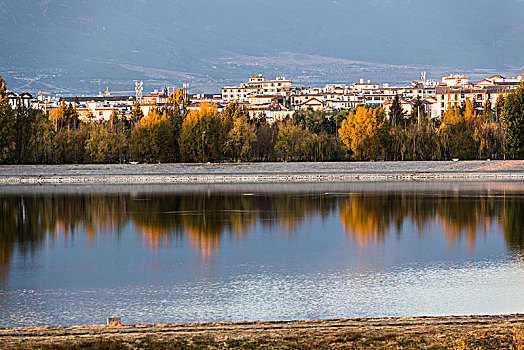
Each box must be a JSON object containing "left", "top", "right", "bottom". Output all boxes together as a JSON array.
[{"left": 222, "top": 75, "right": 293, "bottom": 102}]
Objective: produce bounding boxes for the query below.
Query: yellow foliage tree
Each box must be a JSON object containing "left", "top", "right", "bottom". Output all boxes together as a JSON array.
[
  {"left": 167, "top": 89, "right": 186, "bottom": 107},
  {"left": 180, "top": 103, "right": 222, "bottom": 162},
  {"left": 338, "top": 106, "right": 386, "bottom": 160},
  {"left": 439, "top": 99, "right": 479, "bottom": 159},
  {"left": 130, "top": 106, "right": 180, "bottom": 163}
]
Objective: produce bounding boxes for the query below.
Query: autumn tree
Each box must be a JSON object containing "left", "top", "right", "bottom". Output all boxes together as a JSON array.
[
  {"left": 338, "top": 106, "right": 387, "bottom": 160},
  {"left": 180, "top": 103, "right": 222, "bottom": 162},
  {"left": 225, "top": 115, "right": 257, "bottom": 162},
  {"left": 439, "top": 99, "right": 479, "bottom": 160},
  {"left": 221, "top": 101, "right": 247, "bottom": 160},
  {"left": 50, "top": 103, "right": 80, "bottom": 132},
  {"left": 167, "top": 89, "right": 187, "bottom": 108},
  {"left": 130, "top": 106, "right": 181, "bottom": 163},
  {"left": 501, "top": 75, "right": 524, "bottom": 159}
]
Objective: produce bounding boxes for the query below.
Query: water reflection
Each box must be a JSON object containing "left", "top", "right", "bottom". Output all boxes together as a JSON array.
[
  {"left": 1, "top": 185, "right": 524, "bottom": 279},
  {"left": 504, "top": 196, "right": 524, "bottom": 251},
  {"left": 339, "top": 191, "right": 507, "bottom": 252},
  {"left": 2, "top": 183, "right": 524, "bottom": 326}
]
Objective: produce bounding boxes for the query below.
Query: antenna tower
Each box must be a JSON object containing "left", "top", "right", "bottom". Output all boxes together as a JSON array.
[
  {"left": 183, "top": 82, "right": 189, "bottom": 102},
  {"left": 135, "top": 81, "right": 144, "bottom": 103}
]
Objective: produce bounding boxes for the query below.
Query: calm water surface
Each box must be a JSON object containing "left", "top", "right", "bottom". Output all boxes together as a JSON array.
[{"left": 1, "top": 182, "right": 524, "bottom": 327}]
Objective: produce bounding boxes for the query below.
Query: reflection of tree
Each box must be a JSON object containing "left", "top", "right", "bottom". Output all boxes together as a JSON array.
[
  {"left": 339, "top": 191, "right": 505, "bottom": 250},
  {"left": 0, "top": 196, "right": 57, "bottom": 283},
  {"left": 2, "top": 189, "right": 524, "bottom": 280},
  {"left": 340, "top": 195, "right": 392, "bottom": 247},
  {"left": 0, "top": 194, "right": 131, "bottom": 283},
  {"left": 437, "top": 195, "right": 501, "bottom": 250},
  {"left": 261, "top": 194, "right": 336, "bottom": 236},
  {"left": 130, "top": 194, "right": 260, "bottom": 255},
  {"left": 339, "top": 193, "right": 439, "bottom": 247},
  {"left": 503, "top": 197, "right": 524, "bottom": 253}
]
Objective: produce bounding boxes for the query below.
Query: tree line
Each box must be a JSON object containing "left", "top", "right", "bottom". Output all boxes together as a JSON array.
[{"left": 1, "top": 75, "right": 524, "bottom": 164}]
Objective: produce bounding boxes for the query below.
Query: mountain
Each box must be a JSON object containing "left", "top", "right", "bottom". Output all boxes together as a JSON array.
[{"left": 1, "top": 0, "right": 523, "bottom": 94}]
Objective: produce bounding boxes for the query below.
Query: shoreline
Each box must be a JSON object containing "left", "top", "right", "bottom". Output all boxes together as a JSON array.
[
  {"left": 1, "top": 315, "right": 524, "bottom": 349},
  {"left": 1, "top": 160, "right": 524, "bottom": 185}
]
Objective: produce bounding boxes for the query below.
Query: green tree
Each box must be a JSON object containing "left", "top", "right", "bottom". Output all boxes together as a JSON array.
[
  {"left": 130, "top": 101, "right": 144, "bottom": 128},
  {"left": 31, "top": 110, "right": 55, "bottom": 163},
  {"left": 255, "top": 116, "right": 279, "bottom": 161},
  {"left": 501, "top": 76, "right": 524, "bottom": 159},
  {"left": 401, "top": 123, "right": 441, "bottom": 161},
  {"left": 482, "top": 99, "right": 494, "bottom": 123},
  {"left": 85, "top": 118, "right": 129, "bottom": 164},
  {"left": 495, "top": 95, "right": 505, "bottom": 123},
  {"left": 13, "top": 106, "right": 54, "bottom": 163},
  {"left": 274, "top": 119, "right": 313, "bottom": 161},
  {"left": 389, "top": 95, "right": 404, "bottom": 127},
  {"left": 0, "top": 76, "right": 15, "bottom": 163},
  {"left": 411, "top": 97, "right": 427, "bottom": 127},
  {"left": 51, "top": 124, "right": 89, "bottom": 164}
]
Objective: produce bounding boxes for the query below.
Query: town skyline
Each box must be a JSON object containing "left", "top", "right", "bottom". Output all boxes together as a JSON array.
[{"left": 6, "top": 70, "right": 523, "bottom": 125}]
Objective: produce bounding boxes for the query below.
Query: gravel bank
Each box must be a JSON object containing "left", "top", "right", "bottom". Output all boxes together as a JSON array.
[{"left": 1, "top": 160, "right": 524, "bottom": 185}]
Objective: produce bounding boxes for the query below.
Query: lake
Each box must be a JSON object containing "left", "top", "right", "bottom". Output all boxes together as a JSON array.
[{"left": 1, "top": 182, "right": 523, "bottom": 328}]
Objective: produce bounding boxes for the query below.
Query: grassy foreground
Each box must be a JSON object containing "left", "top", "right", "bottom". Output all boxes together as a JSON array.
[{"left": 1, "top": 316, "right": 524, "bottom": 349}]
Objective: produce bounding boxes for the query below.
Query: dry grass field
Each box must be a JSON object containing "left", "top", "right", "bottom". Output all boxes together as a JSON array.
[{"left": 1, "top": 315, "right": 524, "bottom": 349}]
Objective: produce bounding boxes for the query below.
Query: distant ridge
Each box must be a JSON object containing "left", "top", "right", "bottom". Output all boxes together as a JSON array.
[{"left": 1, "top": 0, "right": 523, "bottom": 93}]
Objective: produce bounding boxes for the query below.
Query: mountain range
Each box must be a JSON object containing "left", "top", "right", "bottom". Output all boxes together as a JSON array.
[{"left": 1, "top": 0, "right": 523, "bottom": 94}]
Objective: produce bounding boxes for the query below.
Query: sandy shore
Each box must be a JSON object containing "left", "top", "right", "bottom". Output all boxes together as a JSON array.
[
  {"left": 1, "top": 160, "right": 524, "bottom": 185},
  {"left": 1, "top": 315, "right": 523, "bottom": 349}
]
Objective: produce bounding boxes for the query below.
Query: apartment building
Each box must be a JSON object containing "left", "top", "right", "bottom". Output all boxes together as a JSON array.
[
  {"left": 434, "top": 84, "right": 518, "bottom": 117},
  {"left": 351, "top": 79, "right": 380, "bottom": 92},
  {"left": 222, "top": 75, "right": 293, "bottom": 102}
]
